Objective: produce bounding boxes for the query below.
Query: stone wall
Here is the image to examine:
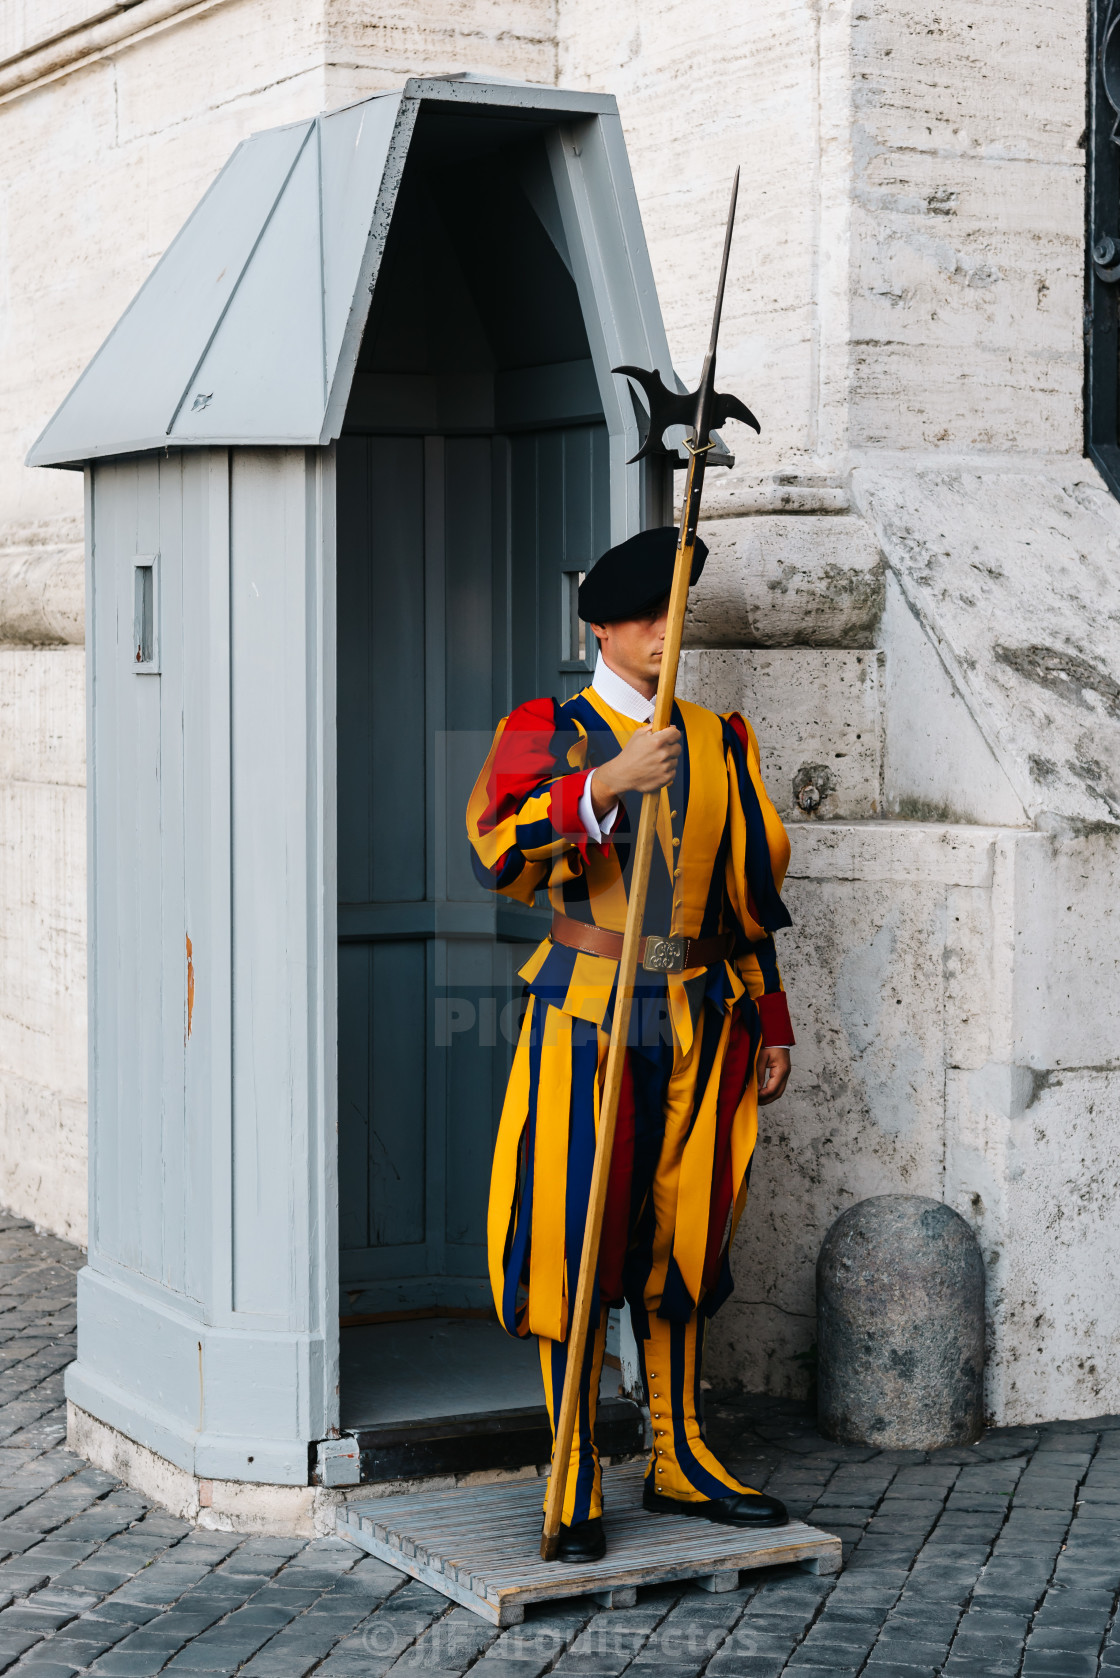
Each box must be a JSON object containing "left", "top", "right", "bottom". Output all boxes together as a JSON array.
[
  {"left": 676, "top": 451, "right": 1120, "bottom": 1427},
  {"left": 0, "top": 648, "right": 86, "bottom": 1240},
  {"left": 557, "top": 0, "right": 1120, "bottom": 1431},
  {"left": 556, "top": 0, "right": 1085, "bottom": 468}
]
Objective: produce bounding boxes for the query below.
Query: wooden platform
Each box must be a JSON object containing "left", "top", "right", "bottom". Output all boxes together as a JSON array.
[{"left": 337, "top": 1461, "right": 842, "bottom": 1625}]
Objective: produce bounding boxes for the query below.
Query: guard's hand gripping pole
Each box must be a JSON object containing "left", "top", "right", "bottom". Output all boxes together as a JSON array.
[{"left": 540, "top": 170, "right": 757, "bottom": 1562}]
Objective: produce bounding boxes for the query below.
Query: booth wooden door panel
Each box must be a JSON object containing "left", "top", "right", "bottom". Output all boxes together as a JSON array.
[{"left": 336, "top": 425, "right": 608, "bottom": 1315}]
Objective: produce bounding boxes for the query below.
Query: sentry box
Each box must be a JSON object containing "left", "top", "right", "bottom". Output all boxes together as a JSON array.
[{"left": 28, "top": 75, "right": 715, "bottom": 1501}]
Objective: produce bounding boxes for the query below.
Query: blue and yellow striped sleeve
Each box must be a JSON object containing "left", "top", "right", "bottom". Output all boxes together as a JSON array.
[{"left": 722, "top": 711, "right": 795, "bottom": 1047}]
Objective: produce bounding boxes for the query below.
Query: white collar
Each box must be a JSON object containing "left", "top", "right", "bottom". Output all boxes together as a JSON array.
[{"left": 591, "top": 653, "right": 656, "bottom": 723}]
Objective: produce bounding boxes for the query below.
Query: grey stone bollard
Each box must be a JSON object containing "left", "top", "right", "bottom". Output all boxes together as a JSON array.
[{"left": 816, "top": 1195, "right": 985, "bottom": 1450}]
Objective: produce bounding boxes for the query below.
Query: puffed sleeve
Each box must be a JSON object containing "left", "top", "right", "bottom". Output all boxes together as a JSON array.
[{"left": 466, "top": 697, "right": 605, "bottom": 905}]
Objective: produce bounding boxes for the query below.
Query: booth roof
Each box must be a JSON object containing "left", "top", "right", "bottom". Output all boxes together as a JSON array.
[{"left": 27, "top": 77, "right": 621, "bottom": 471}]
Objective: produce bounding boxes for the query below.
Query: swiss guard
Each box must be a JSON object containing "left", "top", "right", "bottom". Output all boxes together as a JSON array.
[{"left": 466, "top": 525, "right": 795, "bottom": 1563}]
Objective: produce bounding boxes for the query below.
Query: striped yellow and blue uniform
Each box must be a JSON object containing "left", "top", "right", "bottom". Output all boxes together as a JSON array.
[{"left": 466, "top": 683, "right": 794, "bottom": 1522}]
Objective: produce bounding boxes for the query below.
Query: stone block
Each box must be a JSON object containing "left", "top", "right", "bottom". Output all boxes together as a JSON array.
[
  {"left": 1020, "top": 1655, "right": 1098, "bottom": 1677},
  {"left": 703, "top": 1657, "right": 789, "bottom": 1678},
  {"left": 854, "top": 465, "right": 1120, "bottom": 833},
  {"left": 705, "top": 822, "right": 998, "bottom": 1399},
  {"left": 817, "top": 1196, "right": 985, "bottom": 1449},
  {"left": 875, "top": 1634, "right": 954, "bottom": 1662},
  {"left": 677, "top": 647, "right": 882, "bottom": 818},
  {"left": 0, "top": 648, "right": 84, "bottom": 785},
  {"left": 879, "top": 574, "right": 1028, "bottom": 828},
  {"left": 0, "top": 1076, "right": 86, "bottom": 1253},
  {"left": 0, "top": 650, "right": 86, "bottom": 1239},
  {"left": 947, "top": 1059, "right": 1120, "bottom": 1426},
  {"left": 0, "top": 554, "right": 83, "bottom": 650},
  {"left": 683, "top": 516, "right": 883, "bottom": 649},
  {"left": 861, "top": 1665, "right": 942, "bottom": 1678},
  {"left": 781, "top": 1664, "right": 861, "bottom": 1678},
  {"left": 0, "top": 778, "right": 85, "bottom": 1092}
]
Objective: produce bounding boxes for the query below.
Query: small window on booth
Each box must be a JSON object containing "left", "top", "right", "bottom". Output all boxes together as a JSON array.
[
  {"left": 1088, "top": 0, "right": 1120, "bottom": 497},
  {"left": 132, "top": 555, "right": 160, "bottom": 673},
  {"left": 561, "top": 570, "right": 592, "bottom": 673}
]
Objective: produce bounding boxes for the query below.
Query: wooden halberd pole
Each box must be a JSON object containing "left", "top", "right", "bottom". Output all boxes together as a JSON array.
[{"left": 540, "top": 173, "right": 742, "bottom": 1560}]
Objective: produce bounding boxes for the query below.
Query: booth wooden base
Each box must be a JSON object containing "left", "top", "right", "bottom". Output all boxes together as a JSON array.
[{"left": 336, "top": 1461, "right": 842, "bottom": 1625}]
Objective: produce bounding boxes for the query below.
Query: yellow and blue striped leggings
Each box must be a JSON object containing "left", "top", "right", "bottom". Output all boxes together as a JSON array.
[{"left": 539, "top": 1306, "right": 752, "bottom": 1524}]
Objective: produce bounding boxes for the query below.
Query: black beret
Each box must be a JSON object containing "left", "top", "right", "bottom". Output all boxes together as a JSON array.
[{"left": 577, "top": 527, "right": 708, "bottom": 624}]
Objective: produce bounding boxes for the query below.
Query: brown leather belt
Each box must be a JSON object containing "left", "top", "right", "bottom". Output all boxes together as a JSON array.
[{"left": 550, "top": 912, "right": 733, "bottom": 976}]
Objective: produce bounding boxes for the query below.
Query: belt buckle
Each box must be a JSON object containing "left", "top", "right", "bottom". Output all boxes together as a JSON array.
[{"left": 642, "top": 934, "right": 687, "bottom": 975}]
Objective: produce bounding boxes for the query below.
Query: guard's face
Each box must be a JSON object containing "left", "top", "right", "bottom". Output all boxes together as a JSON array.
[{"left": 591, "top": 599, "right": 670, "bottom": 690}]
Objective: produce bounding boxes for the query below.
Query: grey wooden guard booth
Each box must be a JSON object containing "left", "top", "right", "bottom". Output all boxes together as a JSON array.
[{"left": 29, "top": 74, "right": 696, "bottom": 1493}]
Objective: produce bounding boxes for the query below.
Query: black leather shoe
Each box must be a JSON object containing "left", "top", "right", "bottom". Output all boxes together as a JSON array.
[
  {"left": 643, "top": 1484, "right": 789, "bottom": 1528},
  {"left": 555, "top": 1515, "right": 607, "bottom": 1562}
]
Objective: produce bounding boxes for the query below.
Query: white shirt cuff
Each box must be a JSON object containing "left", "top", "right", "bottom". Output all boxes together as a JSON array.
[{"left": 578, "top": 769, "right": 619, "bottom": 844}]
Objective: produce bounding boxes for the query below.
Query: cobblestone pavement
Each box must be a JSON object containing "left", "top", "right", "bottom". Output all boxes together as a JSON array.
[{"left": 0, "top": 1211, "right": 1118, "bottom": 1678}]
